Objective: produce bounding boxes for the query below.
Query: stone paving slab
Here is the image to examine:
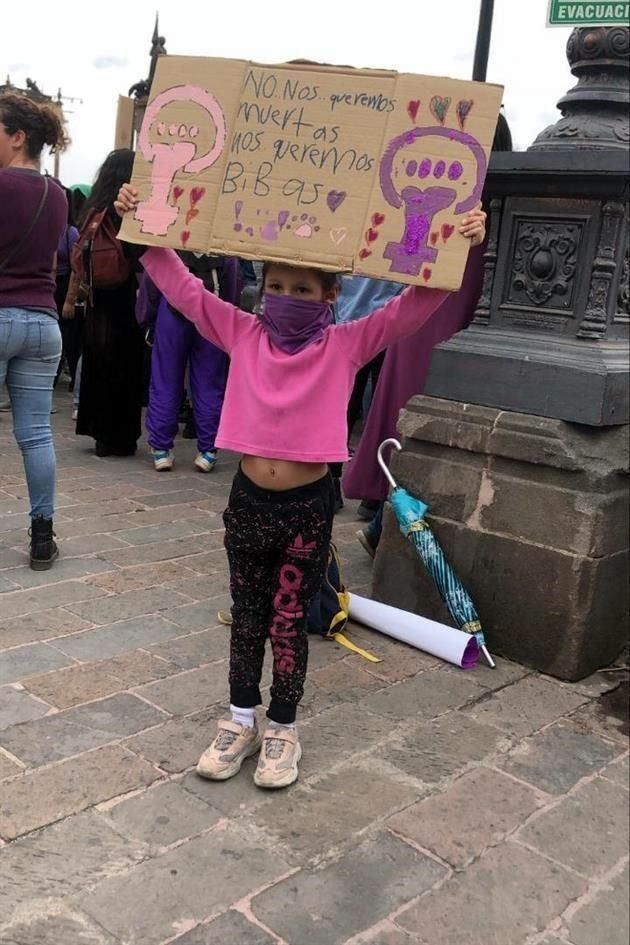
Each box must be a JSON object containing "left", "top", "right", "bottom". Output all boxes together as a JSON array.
[
  {"left": 246, "top": 762, "right": 421, "bottom": 864},
  {"left": 0, "top": 396, "right": 627, "bottom": 945},
  {"left": 0, "top": 811, "right": 147, "bottom": 927},
  {"left": 103, "top": 781, "right": 221, "bottom": 849},
  {"left": 123, "top": 716, "right": 219, "bottom": 775},
  {"left": 0, "top": 607, "right": 92, "bottom": 649},
  {"left": 375, "top": 710, "right": 507, "bottom": 785},
  {"left": 0, "top": 906, "right": 120, "bottom": 945},
  {"left": 23, "top": 650, "right": 182, "bottom": 709},
  {"left": 49, "top": 614, "right": 188, "bottom": 662},
  {"left": 0, "top": 684, "right": 50, "bottom": 729},
  {"left": 251, "top": 831, "right": 446, "bottom": 945},
  {"left": 169, "top": 911, "right": 276, "bottom": 945},
  {"left": 567, "top": 863, "right": 630, "bottom": 945},
  {"left": 388, "top": 766, "right": 539, "bottom": 868},
  {"left": 133, "top": 663, "right": 227, "bottom": 716},
  {"left": 0, "top": 641, "right": 75, "bottom": 685},
  {"left": 396, "top": 841, "right": 586, "bottom": 945},
  {"left": 79, "top": 825, "right": 291, "bottom": 945},
  {"left": 0, "top": 744, "right": 161, "bottom": 841},
  {"left": 517, "top": 776, "right": 630, "bottom": 878},
  {"left": 462, "top": 674, "right": 588, "bottom": 737},
  {"left": 497, "top": 718, "right": 621, "bottom": 794}
]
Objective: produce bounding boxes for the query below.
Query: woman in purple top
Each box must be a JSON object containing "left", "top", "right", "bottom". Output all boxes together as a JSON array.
[{"left": 0, "top": 94, "right": 68, "bottom": 570}]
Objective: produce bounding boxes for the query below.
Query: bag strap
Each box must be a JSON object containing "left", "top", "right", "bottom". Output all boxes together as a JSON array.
[{"left": 0, "top": 175, "right": 49, "bottom": 274}]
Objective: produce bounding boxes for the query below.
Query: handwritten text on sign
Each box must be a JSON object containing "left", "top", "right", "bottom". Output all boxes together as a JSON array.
[{"left": 121, "top": 56, "right": 503, "bottom": 290}]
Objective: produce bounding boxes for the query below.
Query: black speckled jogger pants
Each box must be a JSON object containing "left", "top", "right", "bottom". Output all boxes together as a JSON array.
[{"left": 223, "top": 466, "right": 335, "bottom": 724}]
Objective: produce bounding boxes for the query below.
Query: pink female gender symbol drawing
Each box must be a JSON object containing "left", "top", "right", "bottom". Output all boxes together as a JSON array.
[
  {"left": 379, "top": 126, "right": 487, "bottom": 277},
  {"left": 135, "top": 84, "right": 226, "bottom": 236}
]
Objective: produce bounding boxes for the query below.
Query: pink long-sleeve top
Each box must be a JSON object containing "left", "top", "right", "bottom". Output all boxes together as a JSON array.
[{"left": 141, "top": 247, "right": 448, "bottom": 463}]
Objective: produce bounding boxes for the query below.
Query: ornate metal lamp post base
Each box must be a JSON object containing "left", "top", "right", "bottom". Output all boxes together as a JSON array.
[{"left": 372, "top": 28, "right": 630, "bottom": 681}]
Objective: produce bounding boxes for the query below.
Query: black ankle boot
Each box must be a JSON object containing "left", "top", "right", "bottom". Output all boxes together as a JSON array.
[{"left": 29, "top": 517, "right": 59, "bottom": 571}]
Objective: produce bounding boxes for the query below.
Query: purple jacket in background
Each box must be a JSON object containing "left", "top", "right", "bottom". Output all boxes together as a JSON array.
[
  {"left": 135, "top": 272, "right": 162, "bottom": 327},
  {"left": 136, "top": 255, "right": 242, "bottom": 327},
  {"left": 56, "top": 225, "right": 80, "bottom": 278}
]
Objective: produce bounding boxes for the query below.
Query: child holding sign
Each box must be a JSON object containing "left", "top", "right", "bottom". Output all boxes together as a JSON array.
[{"left": 116, "top": 182, "right": 485, "bottom": 789}]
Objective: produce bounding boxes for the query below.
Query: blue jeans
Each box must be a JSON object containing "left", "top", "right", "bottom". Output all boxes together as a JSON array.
[{"left": 0, "top": 307, "right": 62, "bottom": 519}]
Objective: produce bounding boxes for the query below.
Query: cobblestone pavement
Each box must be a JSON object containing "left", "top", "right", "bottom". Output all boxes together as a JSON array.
[{"left": 0, "top": 388, "right": 628, "bottom": 945}]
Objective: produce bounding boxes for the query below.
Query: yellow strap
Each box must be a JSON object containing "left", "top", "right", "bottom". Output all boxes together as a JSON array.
[
  {"left": 462, "top": 620, "right": 482, "bottom": 634},
  {"left": 332, "top": 631, "right": 382, "bottom": 663}
]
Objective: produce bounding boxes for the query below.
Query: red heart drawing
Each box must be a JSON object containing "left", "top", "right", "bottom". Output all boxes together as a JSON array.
[
  {"left": 366, "top": 228, "right": 379, "bottom": 244},
  {"left": 371, "top": 212, "right": 385, "bottom": 227},
  {"left": 190, "top": 186, "right": 206, "bottom": 207},
  {"left": 185, "top": 209, "right": 199, "bottom": 225},
  {"left": 359, "top": 248, "right": 372, "bottom": 260},
  {"left": 441, "top": 223, "right": 455, "bottom": 243},
  {"left": 180, "top": 230, "right": 191, "bottom": 247},
  {"left": 430, "top": 232, "right": 439, "bottom": 246},
  {"left": 407, "top": 100, "right": 421, "bottom": 122},
  {"left": 422, "top": 268, "right": 432, "bottom": 282},
  {"left": 172, "top": 186, "right": 184, "bottom": 203}
]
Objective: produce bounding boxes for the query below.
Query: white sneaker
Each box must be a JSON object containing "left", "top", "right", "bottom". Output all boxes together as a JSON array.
[
  {"left": 197, "top": 720, "right": 262, "bottom": 781},
  {"left": 254, "top": 725, "right": 302, "bottom": 789},
  {"left": 152, "top": 449, "right": 174, "bottom": 471},
  {"left": 71, "top": 408, "right": 78, "bottom": 421},
  {"left": 194, "top": 450, "right": 217, "bottom": 473}
]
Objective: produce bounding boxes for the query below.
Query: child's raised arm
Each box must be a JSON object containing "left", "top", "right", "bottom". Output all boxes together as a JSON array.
[
  {"left": 115, "top": 183, "right": 252, "bottom": 353},
  {"left": 334, "top": 284, "right": 450, "bottom": 367},
  {"left": 334, "top": 205, "right": 486, "bottom": 367},
  {"left": 140, "top": 247, "right": 250, "bottom": 354}
]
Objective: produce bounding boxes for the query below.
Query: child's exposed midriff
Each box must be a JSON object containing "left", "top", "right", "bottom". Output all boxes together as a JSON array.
[{"left": 241, "top": 455, "right": 328, "bottom": 491}]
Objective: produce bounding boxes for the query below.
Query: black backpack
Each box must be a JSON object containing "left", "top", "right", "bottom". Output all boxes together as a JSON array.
[
  {"left": 307, "top": 542, "right": 349, "bottom": 637},
  {"left": 306, "top": 544, "right": 380, "bottom": 662}
]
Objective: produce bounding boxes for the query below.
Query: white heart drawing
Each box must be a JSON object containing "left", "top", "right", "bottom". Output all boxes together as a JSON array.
[{"left": 329, "top": 227, "right": 348, "bottom": 245}]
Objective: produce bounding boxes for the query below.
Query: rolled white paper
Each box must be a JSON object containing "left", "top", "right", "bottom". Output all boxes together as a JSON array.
[{"left": 347, "top": 593, "right": 479, "bottom": 669}]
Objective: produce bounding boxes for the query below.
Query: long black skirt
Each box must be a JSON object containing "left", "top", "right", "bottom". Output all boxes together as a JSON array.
[{"left": 76, "top": 279, "right": 145, "bottom": 455}]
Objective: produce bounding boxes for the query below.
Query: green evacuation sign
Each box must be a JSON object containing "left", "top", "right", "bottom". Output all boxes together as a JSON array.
[{"left": 548, "top": 1, "right": 629, "bottom": 25}]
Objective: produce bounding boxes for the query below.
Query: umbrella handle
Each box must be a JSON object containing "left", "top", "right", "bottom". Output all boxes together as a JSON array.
[{"left": 377, "top": 438, "right": 402, "bottom": 491}]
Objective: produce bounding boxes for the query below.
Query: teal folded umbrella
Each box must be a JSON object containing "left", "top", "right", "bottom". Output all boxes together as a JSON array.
[{"left": 378, "top": 438, "right": 495, "bottom": 668}]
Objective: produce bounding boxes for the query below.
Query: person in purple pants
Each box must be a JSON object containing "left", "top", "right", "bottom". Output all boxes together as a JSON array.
[{"left": 137, "top": 253, "right": 241, "bottom": 472}]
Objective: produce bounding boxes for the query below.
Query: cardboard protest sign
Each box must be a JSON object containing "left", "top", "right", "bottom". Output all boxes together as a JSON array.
[{"left": 120, "top": 56, "right": 503, "bottom": 290}]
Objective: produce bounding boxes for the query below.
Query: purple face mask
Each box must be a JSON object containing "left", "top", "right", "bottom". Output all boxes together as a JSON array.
[{"left": 259, "top": 293, "right": 334, "bottom": 354}]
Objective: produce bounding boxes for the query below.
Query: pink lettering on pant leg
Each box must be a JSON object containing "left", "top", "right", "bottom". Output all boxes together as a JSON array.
[{"left": 269, "top": 561, "right": 306, "bottom": 675}]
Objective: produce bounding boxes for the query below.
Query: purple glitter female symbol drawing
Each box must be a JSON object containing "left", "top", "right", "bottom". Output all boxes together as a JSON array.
[{"left": 379, "top": 126, "right": 487, "bottom": 277}]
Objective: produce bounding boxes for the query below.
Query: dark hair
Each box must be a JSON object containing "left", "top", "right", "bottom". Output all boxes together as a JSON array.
[
  {"left": 0, "top": 93, "right": 69, "bottom": 160},
  {"left": 262, "top": 261, "right": 339, "bottom": 294},
  {"left": 85, "top": 148, "right": 135, "bottom": 218},
  {"left": 492, "top": 111, "right": 513, "bottom": 153}
]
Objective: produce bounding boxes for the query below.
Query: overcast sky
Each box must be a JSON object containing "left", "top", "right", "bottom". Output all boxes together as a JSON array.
[{"left": 3, "top": 0, "right": 574, "bottom": 185}]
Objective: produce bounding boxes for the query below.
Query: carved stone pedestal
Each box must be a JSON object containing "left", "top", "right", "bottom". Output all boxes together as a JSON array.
[{"left": 372, "top": 397, "right": 630, "bottom": 681}]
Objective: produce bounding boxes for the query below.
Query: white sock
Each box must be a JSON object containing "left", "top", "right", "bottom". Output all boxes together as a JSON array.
[
  {"left": 230, "top": 704, "right": 256, "bottom": 729},
  {"left": 269, "top": 720, "right": 296, "bottom": 731}
]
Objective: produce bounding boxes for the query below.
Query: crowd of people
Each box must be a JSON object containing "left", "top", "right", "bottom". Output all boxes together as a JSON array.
[{"left": 1, "top": 87, "right": 507, "bottom": 788}]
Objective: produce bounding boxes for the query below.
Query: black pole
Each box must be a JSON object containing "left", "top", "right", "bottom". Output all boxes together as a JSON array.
[{"left": 473, "top": 0, "right": 495, "bottom": 82}]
